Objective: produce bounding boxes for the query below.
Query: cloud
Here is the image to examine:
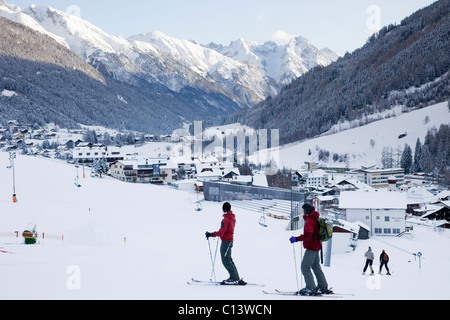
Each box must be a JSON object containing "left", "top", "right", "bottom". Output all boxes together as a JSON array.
[{"left": 270, "top": 30, "right": 293, "bottom": 43}]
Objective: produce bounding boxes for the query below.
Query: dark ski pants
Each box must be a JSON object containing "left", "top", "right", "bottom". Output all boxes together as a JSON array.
[
  {"left": 379, "top": 261, "right": 390, "bottom": 273},
  {"left": 363, "top": 259, "right": 374, "bottom": 273},
  {"left": 221, "top": 241, "right": 240, "bottom": 281},
  {"left": 301, "top": 249, "right": 328, "bottom": 291}
]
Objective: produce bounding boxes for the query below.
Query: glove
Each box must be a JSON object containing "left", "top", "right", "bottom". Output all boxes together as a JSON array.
[
  {"left": 205, "top": 232, "right": 214, "bottom": 240},
  {"left": 289, "top": 236, "right": 298, "bottom": 244}
]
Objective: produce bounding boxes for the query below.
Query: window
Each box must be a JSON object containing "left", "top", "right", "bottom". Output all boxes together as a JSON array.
[
  {"left": 393, "top": 228, "right": 401, "bottom": 234},
  {"left": 385, "top": 216, "right": 390, "bottom": 222},
  {"left": 376, "top": 216, "right": 380, "bottom": 220},
  {"left": 374, "top": 228, "right": 382, "bottom": 234},
  {"left": 383, "top": 228, "right": 391, "bottom": 234}
]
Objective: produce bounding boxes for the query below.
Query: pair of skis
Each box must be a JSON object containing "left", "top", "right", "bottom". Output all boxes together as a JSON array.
[
  {"left": 262, "top": 289, "right": 353, "bottom": 298},
  {"left": 187, "top": 278, "right": 264, "bottom": 287},
  {"left": 188, "top": 279, "right": 353, "bottom": 298}
]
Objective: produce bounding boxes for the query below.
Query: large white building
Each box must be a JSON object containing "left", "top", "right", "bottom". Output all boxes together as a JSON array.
[
  {"left": 73, "top": 144, "right": 123, "bottom": 163},
  {"left": 339, "top": 190, "right": 407, "bottom": 236},
  {"left": 109, "top": 158, "right": 171, "bottom": 184},
  {"left": 354, "top": 168, "right": 405, "bottom": 189}
]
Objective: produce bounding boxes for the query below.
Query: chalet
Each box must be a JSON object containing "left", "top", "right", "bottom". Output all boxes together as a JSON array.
[
  {"left": 311, "top": 195, "right": 339, "bottom": 214},
  {"left": 109, "top": 159, "right": 167, "bottom": 184},
  {"left": 406, "top": 186, "right": 438, "bottom": 214},
  {"left": 333, "top": 178, "right": 374, "bottom": 192},
  {"left": 339, "top": 190, "right": 407, "bottom": 236},
  {"left": 420, "top": 201, "right": 450, "bottom": 222},
  {"left": 196, "top": 167, "right": 240, "bottom": 181}
]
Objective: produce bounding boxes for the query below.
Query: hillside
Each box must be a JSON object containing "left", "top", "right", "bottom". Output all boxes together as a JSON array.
[
  {"left": 2, "top": 1, "right": 338, "bottom": 110},
  {"left": 270, "top": 101, "right": 450, "bottom": 170},
  {"left": 0, "top": 17, "right": 241, "bottom": 133},
  {"left": 224, "top": 0, "right": 450, "bottom": 145}
]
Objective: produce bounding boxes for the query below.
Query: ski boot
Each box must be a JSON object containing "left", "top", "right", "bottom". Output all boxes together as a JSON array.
[
  {"left": 297, "top": 287, "right": 321, "bottom": 296},
  {"left": 315, "top": 286, "right": 333, "bottom": 295}
]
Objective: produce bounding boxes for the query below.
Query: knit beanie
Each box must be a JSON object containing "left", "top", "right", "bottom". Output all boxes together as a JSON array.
[
  {"left": 223, "top": 202, "right": 231, "bottom": 212},
  {"left": 302, "top": 203, "right": 315, "bottom": 214}
]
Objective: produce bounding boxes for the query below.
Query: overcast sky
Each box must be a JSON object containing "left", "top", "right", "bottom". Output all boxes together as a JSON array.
[{"left": 11, "top": 0, "right": 437, "bottom": 55}]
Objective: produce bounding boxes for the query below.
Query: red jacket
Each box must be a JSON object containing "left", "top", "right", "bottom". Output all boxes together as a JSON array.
[
  {"left": 213, "top": 211, "right": 236, "bottom": 241},
  {"left": 297, "top": 210, "right": 322, "bottom": 252}
]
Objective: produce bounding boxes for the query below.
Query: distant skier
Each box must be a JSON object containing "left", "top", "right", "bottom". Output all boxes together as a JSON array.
[
  {"left": 363, "top": 246, "right": 375, "bottom": 275},
  {"left": 289, "top": 203, "right": 332, "bottom": 296},
  {"left": 205, "top": 202, "right": 246, "bottom": 285},
  {"left": 379, "top": 249, "right": 391, "bottom": 275}
]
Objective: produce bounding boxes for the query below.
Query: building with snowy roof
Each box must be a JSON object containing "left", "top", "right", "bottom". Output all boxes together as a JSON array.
[
  {"left": 354, "top": 167, "right": 405, "bottom": 189},
  {"left": 339, "top": 190, "right": 407, "bottom": 236},
  {"left": 406, "top": 186, "right": 438, "bottom": 214}
]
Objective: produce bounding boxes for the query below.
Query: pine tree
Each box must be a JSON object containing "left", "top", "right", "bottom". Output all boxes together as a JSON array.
[
  {"left": 400, "top": 143, "right": 413, "bottom": 174},
  {"left": 413, "top": 138, "right": 422, "bottom": 173},
  {"left": 420, "top": 145, "right": 433, "bottom": 174}
]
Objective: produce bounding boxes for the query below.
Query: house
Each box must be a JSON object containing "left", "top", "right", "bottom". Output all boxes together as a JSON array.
[
  {"left": 73, "top": 145, "right": 123, "bottom": 163},
  {"left": 311, "top": 195, "right": 339, "bottom": 214},
  {"left": 332, "top": 178, "right": 374, "bottom": 192},
  {"left": 196, "top": 167, "right": 240, "bottom": 181},
  {"left": 339, "top": 190, "right": 407, "bottom": 236},
  {"left": 406, "top": 186, "right": 438, "bottom": 214},
  {"left": 160, "top": 160, "right": 178, "bottom": 184},
  {"left": 109, "top": 159, "right": 167, "bottom": 184},
  {"left": 306, "top": 169, "right": 328, "bottom": 187},
  {"left": 419, "top": 201, "right": 450, "bottom": 222}
]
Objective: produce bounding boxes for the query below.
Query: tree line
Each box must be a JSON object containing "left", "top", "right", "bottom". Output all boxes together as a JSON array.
[{"left": 396, "top": 124, "right": 450, "bottom": 186}]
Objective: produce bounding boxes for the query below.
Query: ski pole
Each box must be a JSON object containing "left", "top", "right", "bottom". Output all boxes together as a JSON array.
[
  {"left": 292, "top": 243, "right": 300, "bottom": 292},
  {"left": 300, "top": 245, "right": 303, "bottom": 289},
  {"left": 208, "top": 238, "right": 217, "bottom": 282},
  {"left": 212, "top": 239, "right": 219, "bottom": 281}
]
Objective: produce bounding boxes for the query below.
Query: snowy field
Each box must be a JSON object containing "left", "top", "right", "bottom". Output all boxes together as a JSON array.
[{"left": 1, "top": 152, "right": 450, "bottom": 300}]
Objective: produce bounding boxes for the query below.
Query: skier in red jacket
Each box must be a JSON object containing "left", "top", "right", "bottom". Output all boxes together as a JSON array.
[
  {"left": 206, "top": 202, "right": 246, "bottom": 285},
  {"left": 290, "top": 203, "right": 331, "bottom": 295}
]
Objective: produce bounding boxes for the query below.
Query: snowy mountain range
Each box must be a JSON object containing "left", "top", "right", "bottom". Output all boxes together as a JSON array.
[{"left": 0, "top": 0, "right": 338, "bottom": 108}]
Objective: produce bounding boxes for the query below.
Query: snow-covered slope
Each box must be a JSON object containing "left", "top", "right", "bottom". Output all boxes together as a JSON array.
[
  {"left": 0, "top": 0, "right": 68, "bottom": 47},
  {"left": 1, "top": 151, "right": 449, "bottom": 300},
  {"left": 274, "top": 101, "right": 450, "bottom": 170},
  {"left": 22, "top": 4, "right": 145, "bottom": 85},
  {"left": 204, "top": 36, "right": 339, "bottom": 85},
  {"left": 129, "top": 31, "right": 277, "bottom": 105}
]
